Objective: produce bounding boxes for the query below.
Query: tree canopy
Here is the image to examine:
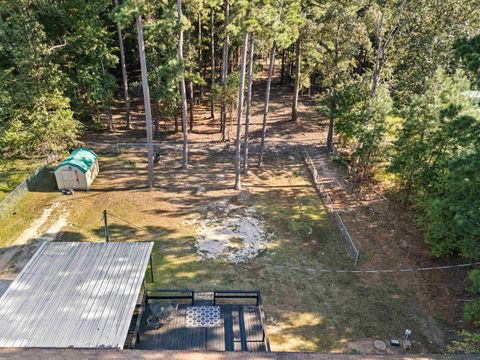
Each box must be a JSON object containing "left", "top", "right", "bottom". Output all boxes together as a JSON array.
[{"left": 0, "top": 0, "right": 480, "bottom": 348}]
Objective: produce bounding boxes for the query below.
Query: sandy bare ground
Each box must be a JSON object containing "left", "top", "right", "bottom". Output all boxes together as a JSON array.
[
  {"left": 196, "top": 200, "right": 272, "bottom": 262},
  {"left": 0, "top": 203, "right": 68, "bottom": 275}
]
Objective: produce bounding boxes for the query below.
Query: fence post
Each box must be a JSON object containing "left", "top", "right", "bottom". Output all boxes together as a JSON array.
[
  {"left": 149, "top": 255, "right": 154, "bottom": 283},
  {"left": 354, "top": 251, "right": 360, "bottom": 267},
  {"left": 103, "top": 209, "right": 109, "bottom": 242}
]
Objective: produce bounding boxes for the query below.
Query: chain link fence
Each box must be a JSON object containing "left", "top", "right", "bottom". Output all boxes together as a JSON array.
[
  {"left": 304, "top": 149, "right": 361, "bottom": 266},
  {"left": 0, "top": 158, "right": 55, "bottom": 220}
]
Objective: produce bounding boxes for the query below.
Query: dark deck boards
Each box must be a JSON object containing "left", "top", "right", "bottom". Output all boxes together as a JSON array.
[{"left": 137, "top": 303, "right": 266, "bottom": 352}]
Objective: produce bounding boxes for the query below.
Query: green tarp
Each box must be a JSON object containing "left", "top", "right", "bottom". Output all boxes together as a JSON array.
[{"left": 55, "top": 148, "right": 97, "bottom": 174}]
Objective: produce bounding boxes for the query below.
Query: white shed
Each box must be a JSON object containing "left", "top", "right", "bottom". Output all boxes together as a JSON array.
[{"left": 54, "top": 147, "right": 99, "bottom": 190}]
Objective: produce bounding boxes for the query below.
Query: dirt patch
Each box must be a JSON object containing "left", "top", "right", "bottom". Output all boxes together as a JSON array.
[
  {"left": 12, "top": 203, "right": 59, "bottom": 245},
  {"left": 196, "top": 200, "right": 271, "bottom": 263},
  {"left": 0, "top": 203, "right": 69, "bottom": 274}
]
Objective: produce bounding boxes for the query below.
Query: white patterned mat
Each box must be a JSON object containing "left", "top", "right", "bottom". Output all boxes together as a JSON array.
[{"left": 186, "top": 306, "right": 221, "bottom": 328}]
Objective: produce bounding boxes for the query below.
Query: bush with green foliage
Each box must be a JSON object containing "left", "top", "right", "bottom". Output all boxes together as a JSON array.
[
  {"left": 464, "top": 270, "right": 480, "bottom": 326},
  {"left": 389, "top": 69, "right": 480, "bottom": 343},
  {"left": 0, "top": 92, "right": 80, "bottom": 157},
  {"left": 0, "top": 0, "right": 117, "bottom": 157},
  {"left": 333, "top": 76, "right": 393, "bottom": 180},
  {"left": 390, "top": 69, "right": 480, "bottom": 257},
  {"left": 211, "top": 72, "right": 241, "bottom": 117},
  {"left": 449, "top": 330, "right": 480, "bottom": 353},
  {"left": 455, "top": 34, "right": 480, "bottom": 87}
]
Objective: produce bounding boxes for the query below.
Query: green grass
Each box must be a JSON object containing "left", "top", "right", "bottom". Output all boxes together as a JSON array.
[
  {"left": 0, "top": 158, "right": 43, "bottom": 202},
  {"left": 0, "top": 169, "right": 60, "bottom": 248},
  {"left": 0, "top": 152, "right": 447, "bottom": 352}
]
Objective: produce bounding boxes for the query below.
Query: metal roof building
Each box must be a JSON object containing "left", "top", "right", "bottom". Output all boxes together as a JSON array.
[{"left": 0, "top": 241, "right": 153, "bottom": 349}]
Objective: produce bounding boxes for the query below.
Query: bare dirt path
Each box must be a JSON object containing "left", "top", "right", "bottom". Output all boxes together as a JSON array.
[{"left": 0, "top": 202, "right": 68, "bottom": 276}]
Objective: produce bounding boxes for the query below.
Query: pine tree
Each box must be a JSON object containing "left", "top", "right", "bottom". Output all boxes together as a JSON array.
[
  {"left": 234, "top": 18, "right": 249, "bottom": 190},
  {"left": 136, "top": 12, "right": 155, "bottom": 189},
  {"left": 177, "top": 0, "right": 189, "bottom": 169}
]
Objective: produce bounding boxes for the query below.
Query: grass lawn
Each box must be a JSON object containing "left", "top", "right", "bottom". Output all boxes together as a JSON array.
[
  {"left": 0, "top": 164, "right": 61, "bottom": 249},
  {"left": 0, "top": 149, "right": 445, "bottom": 352},
  {"left": 0, "top": 158, "right": 44, "bottom": 202}
]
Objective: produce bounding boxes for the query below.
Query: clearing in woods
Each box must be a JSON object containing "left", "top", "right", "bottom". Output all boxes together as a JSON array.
[
  {"left": 0, "top": 80, "right": 467, "bottom": 353},
  {"left": 0, "top": 147, "right": 447, "bottom": 353}
]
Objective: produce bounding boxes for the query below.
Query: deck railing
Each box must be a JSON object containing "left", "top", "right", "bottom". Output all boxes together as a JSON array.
[
  {"left": 146, "top": 288, "right": 195, "bottom": 305},
  {"left": 213, "top": 289, "right": 261, "bottom": 306}
]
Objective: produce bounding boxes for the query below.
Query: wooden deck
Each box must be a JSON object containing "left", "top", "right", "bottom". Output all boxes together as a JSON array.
[{"left": 137, "top": 303, "right": 267, "bottom": 352}]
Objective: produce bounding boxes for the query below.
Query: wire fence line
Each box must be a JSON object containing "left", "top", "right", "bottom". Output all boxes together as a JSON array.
[
  {"left": 85, "top": 141, "right": 166, "bottom": 155},
  {"left": 274, "top": 261, "right": 480, "bottom": 275},
  {"left": 85, "top": 141, "right": 226, "bottom": 152},
  {"left": 84, "top": 140, "right": 302, "bottom": 156},
  {"left": 0, "top": 155, "right": 58, "bottom": 220},
  {"left": 108, "top": 208, "right": 479, "bottom": 275},
  {"left": 303, "top": 149, "right": 361, "bottom": 266},
  {"left": 108, "top": 211, "right": 144, "bottom": 231}
]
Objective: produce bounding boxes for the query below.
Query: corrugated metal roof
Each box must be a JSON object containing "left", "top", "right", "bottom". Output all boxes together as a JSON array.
[
  {"left": 55, "top": 148, "right": 97, "bottom": 173},
  {"left": 0, "top": 241, "right": 153, "bottom": 349}
]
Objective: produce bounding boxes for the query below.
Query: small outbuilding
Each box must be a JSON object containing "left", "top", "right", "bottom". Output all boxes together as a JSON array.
[{"left": 54, "top": 147, "right": 99, "bottom": 190}]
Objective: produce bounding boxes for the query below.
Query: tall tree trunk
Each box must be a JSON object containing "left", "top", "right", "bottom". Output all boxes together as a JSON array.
[
  {"left": 234, "top": 29, "right": 249, "bottom": 190},
  {"left": 187, "top": 15, "right": 194, "bottom": 131},
  {"left": 291, "top": 35, "right": 302, "bottom": 122},
  {"left": 288, "top": 44, "right": 294, "bottom": 78},
  {"left": 106, "top": 104, "right": 113, "bottom": 131},
  {"left": 371, "top": 11, "right": 384, "bottom": 99},
  {"left": 154, "top": 101, "right": 160, "bottom": 138},
  {"left": 198, "top": 12, "right": 203, "bottom": 99},
  {"left": 371, "top": 0, "right": 408, "bottom": 99},
  {"left": 175, "top": 109, "right": 179, "bottom": 133},
  {"left": 210, "top": 8, "right": 215, "bottom": 119},
  {"left": 258, "top": 43, "right": 276, "bottom": 169},
  {"left": 115, "top": 0, "right": 131, "bottom": 129},
  {"left": 100, "top": 56, "right": 113, "bottom": 131},
  {"left": 136, "top": 15, "right": 154, "bottom": 189},
  {"left": 177, "top": 0, "right": 188, "bottom": 169},
  {"left": 242, "top": 35, "right": 254, "bottom": 175},
  {"left": 189, "top": 79, "right": 194, "bottom": 131},
  {"left": 220, "top": 0, "right": 229, "bottom": 141},
  {"left": 228, "top": 106, "right": 233, "bottom": 140},
  {"left": 327, "top": 23, "right": 340, "bottom": 153},
  {"left": 280, "top": 49, "right": 285, "bottom": 85}
]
